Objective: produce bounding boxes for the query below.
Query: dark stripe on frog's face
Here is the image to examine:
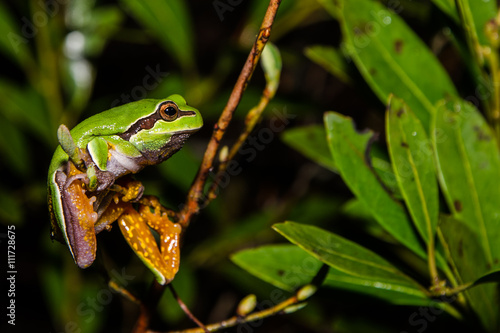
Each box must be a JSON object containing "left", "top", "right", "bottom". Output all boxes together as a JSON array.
[{"left": 119, "top": 100, "right": 196, "bottom": 141}]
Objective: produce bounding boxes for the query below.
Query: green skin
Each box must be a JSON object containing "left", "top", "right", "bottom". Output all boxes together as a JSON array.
[{"left": 48, "top": 94, "right": 203, "bottom": 269}]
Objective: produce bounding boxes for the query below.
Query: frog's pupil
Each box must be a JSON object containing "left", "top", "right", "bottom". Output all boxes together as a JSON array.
[{"left": 165, "top": 106, "right": 177, "bottom": 116}]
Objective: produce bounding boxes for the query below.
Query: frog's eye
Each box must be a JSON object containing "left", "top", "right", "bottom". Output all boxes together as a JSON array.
[{"left": 159, "top": 102, "right": 179, "bottom": 121}]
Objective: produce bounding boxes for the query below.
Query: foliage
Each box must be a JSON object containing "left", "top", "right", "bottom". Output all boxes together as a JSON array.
[
  {"left": 2, "top": 0, "right": 500, "bottom": 332},
  {"left": 234, "top": 1, "right": 500, "bottom": 332}
]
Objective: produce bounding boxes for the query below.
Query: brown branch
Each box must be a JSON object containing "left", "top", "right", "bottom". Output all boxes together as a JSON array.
[
  {"left": 132, "top": 2, "right": 282, "bottom": 332},
  {"left": 161, "top": 285, "right": 316, "bottom": 333},
  {"left": 179, "top": 0, "right": 282, "bottom": 228},
  {"left": 167, "top": 284, "right": 208, "bottom": 332}
]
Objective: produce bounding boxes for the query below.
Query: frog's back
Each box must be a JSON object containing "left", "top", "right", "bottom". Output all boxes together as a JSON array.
[{"left": 70, "top": 99, "right": 161, "bottom": 147}]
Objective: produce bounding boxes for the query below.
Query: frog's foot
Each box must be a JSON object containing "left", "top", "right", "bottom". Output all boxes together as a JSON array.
[
  {"left": 110, "top": 177, "right": 144, "bottom": 202},
  {"left": 118, "top": 204, "right": 179, "bottom": 285},
  {"left": 139, "top": 203, "right": 182, "bottom": 279}
]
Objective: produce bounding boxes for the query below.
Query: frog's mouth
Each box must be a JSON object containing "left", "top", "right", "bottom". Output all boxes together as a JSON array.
[{"left": 140, "top": 132, "right": 193, "bottom": 165}]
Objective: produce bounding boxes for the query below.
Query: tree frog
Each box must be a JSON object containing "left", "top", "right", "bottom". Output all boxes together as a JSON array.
[{"left": 48, "top": 95, "right": 202, "bottom": 284}]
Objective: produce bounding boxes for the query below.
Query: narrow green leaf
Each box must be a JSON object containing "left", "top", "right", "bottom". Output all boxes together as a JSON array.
[
  {"left": 432, "top": 98, "right": 500, "bottom": 269},
  {"left": 261, "top": 43, "right": 282, "bottom": 97},
  {"left": 335, "top": 0, "right": 457, "bottom": 128},
  {"left": 324, "top": 112, "right": 425, "bottom": 258},
  {"left": 232, "top": 243, "right": 433, "bottom": 306},
  {"left": 456, "top": 0, "right": 497, "bottom": 52},
  {"left": 231, "top": 244, "right": 320, "bottom": 291},
  {"left": 281, "top": 125, "right": 338, "bottom": 172},
  {"left": 431, "top": 0, "right": 459, "bottom": 22},
  {"left": 473, "top": 270, "right": 500, "bottom": 286},
  {"left": 439, "top": 215, "right": 498, "bottom": 331},
  {"left": 0, "top": 80, "right": 54, "bottom": 145},
  {"left": 119, "top": 0, "right": 195, "bottom": 72},
  {"left": 386, "top": 95, "right": 438, "bottom": 243},
  {"left": 304, "top": 45, "right": 351, "bottom": 83},
  {"left": 273, "top": 222, "right": 430, "bottom": 302}
]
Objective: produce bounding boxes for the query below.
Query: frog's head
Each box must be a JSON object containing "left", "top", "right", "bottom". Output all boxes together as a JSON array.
[{"left": 124, "top": 94, "right": 203, "bottom": 163}]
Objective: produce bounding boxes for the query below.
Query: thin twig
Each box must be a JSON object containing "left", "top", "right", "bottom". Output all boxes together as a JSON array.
[
  {"left": 132, "top": 1, "right": 282, "bottom": 332},
  {"left": 168, "top": 285, "right": 208, "bottom": 333},
  {"left": 164, "top": 294, "right": 301, "bottom": 333},
  {"left": 179, "top": 0, "right": 282, "bottom": 228},
  {"left": 207, "top": 79, "right": 276, "bottom": 201}
]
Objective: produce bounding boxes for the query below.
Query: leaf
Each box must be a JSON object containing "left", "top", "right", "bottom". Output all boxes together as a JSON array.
[
  {"left": 232, "top": 243, "right": 434, "bottom": 306},
  {"left": 0, "top": 80, "right": 54, "bottom": 145},
  {"left": 272, "top": 222, "right": 432, "bottom": 304},
  {"left": 386, "top": 95, "right": 438, "bottom": 244},
  {"left": 324, "top": 112, "right": 425, "bottom": 258},
  {"left": 431, "top": 0, "right": 459, "bottom": 22},
  {"left": 231, "top": 244, "right": 321, "bottom": 292},
  {"left": 281, "top": 125, "right": 338, "bottom": 172},
  {"left": 119, "top": 0, "right": 195, "bottom": 72},
  {"left": 304, "top": 45, "right": 351, "bottom": 83},
  {"left": 334, "top": 0, "right": 457, "bottom": 128},
  {"left": 439, "top": 215, "right": 499, "bottom": 331},
  {"left": 473, "top": 270, "right": 500, "bottom": 286},
  {"left": 456, "top": 0, "right": 497, "bottom": 51},
  {"left": 261, "top": 43, "right": 282, "bottom": 97},
  {"left": 432, "top": 98, "right": 500, "bottom": 270}
]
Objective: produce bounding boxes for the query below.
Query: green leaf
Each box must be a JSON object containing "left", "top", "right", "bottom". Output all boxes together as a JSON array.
[
  {"left": 231, "top": 244, "right": 320, "bottom": 292},
  {"left": 232, "top": 243, "right": 433, "bottom": 306},
  {"left": 456, "top": 0, "right": 497, "bottom": 52},
  {"left": 439, "top": 215, "right": 499, "bottom": 331},
  {"left": 324, "top": 112, "right": 425, "bottom": 258},
  {"left": 0, "top": 80, "right": 54, "bottom": 145},
  {"left": 119, "top": 0, "right": 195, "bottom": 72},
  {"left": 304, "top": 45, "right": 351, "bottom": 83},
  {"left": 431, "top": 0, "right": 459, "bottom": 22},
  {"left": 386, "top": 95, "right": 438, "bottom": 243},
  {"left": 261, "top": 43, "right": 282, "bottom": 97},
  {"left": 273, "top": 222, "right": 432, "bottom": 303},
  {"left": 432, "top": 98, "right": 500, "bottom": 270},
  {"left": 334, "top": 0, "right": 457, "bottom": 128},
  {"left": 473, "top": 270, "right": 500, "bottom": 286},
  {"left": 281, "top": 125, "right": 338, "bottom": 172},
  {"left": 370, "top": 145, "right": 402, "bottom": 198}
]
